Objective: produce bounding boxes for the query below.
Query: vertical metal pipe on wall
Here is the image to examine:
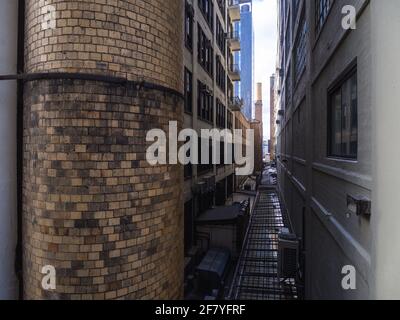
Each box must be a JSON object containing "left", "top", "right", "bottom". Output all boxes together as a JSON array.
[{"left": 0, "top": 0, "right": 19, "bottom": 299}]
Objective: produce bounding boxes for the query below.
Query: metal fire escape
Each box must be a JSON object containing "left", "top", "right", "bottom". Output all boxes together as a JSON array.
[{"left": 229, "top": 182, "right": 299, "bottom": 300}]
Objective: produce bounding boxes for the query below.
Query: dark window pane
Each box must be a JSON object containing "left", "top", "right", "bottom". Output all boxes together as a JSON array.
[
  {"left": 331, "top": 91, "right": 342, "bottom": 156},
  {"left": 328, "top": 68, "right": 358, "bottom": 159}
]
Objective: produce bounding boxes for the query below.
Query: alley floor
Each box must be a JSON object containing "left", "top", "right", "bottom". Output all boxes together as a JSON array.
[{"left": 229, "top": 168, "right": 299, "bottom": 300}]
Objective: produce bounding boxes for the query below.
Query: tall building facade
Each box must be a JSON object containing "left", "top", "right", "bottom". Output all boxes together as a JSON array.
[
  {"left": 275, "top": 0, "right": 400, "bottom": 299},
  {"left": 238, "top": 0, "right": 254, "bottom": 120},
  {"left": 269, "top": 75, "right": 276, "bottom": 160},
  {"left": 183, "top": 0, "right": 252, "bottom": 280}
]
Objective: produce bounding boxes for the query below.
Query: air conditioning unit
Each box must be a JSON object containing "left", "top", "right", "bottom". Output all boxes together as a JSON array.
[{"left": 278, "top": 229, "right": 299, "bottom": 280}]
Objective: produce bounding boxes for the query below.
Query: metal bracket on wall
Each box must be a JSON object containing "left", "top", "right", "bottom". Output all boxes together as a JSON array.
[{"left": 347, "top": 194, "right": 372, "bottom": 217}]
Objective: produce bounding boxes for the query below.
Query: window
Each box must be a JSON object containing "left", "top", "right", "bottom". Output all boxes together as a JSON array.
[
  {"left": 198, "top": 138, "right": 214, "bottom": 174},
  {"left": 328, "top": 67, "right": 358, "bottom": 159},
  {"left": 227, "top": 174, "right": 234, "bottom": 197},
  {"left": 184, "top": 200, "right": 193, "bottom": 254},
  {"left": 216, "top": 99, "right": 226, "bottom": 128},
  {"left": 184, "top": 136, "right": 193, "bottom": 179},
  {"left": 294, "top": 13, "right": 307, "bottom": 83},
  {"left": 184, "top": 164, "right": 193, "bottom": 179},
  {"left": 185, "top": 2, "right": 194, "bottom": 51},
  {"left": 227, "top": 111, "right": 233, "bottom": 130},
  {"left": 285, "top": 64, "right": 292, "bottom": 109},
  {"left": 216, "top": 0, "right": 226, "bottom": 19},
  {"left": 198, "top": 25, "right": 214, "bottom": 76},
  {"left": 198, "top": 80, "right": 214, "bottom": 123},
  {"left": 315, "top": 0, "right": 332, "bottom": 34},
  {"left": 294, "top": 0, "right": 301, "bottom": 15},
  {"left": 184, "top": 68, "right": 193, "bottom": 114},
  {"left": 198, "top": 0, "right": 214, "bottom": 30},
  {"left": 284, "top": 12, "right": 291, "bottom": 64},
  {"left": 216, "top": 55, "right": 226, "bottom": 92},
  {"left": 218, "top": 141, "right": 225, "bottom": 168},
  {"left": 216, "top": 18, "right": 225, "bottom": 53}
]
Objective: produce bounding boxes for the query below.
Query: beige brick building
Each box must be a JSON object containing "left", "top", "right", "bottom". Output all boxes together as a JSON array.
[{"left": 182, "top": 0, "right": 251, "bottom": 261}]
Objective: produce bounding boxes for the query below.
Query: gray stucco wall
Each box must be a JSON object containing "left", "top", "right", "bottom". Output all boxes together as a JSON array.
[{"left": 0, "top": 0, "right": 18, "bottom": 299}]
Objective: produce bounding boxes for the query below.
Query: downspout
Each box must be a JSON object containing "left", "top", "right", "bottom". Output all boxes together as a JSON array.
[{"left": 15, "top": 0, "right": 25, "bottom": 300}]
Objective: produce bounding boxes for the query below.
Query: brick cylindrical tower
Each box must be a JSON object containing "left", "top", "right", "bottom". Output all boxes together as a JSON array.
[{"left": 23, "top": 0, "right": 183, "bottom": 300}]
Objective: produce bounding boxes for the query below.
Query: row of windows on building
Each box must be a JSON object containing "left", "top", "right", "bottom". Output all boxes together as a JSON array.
[
  {"left": 184, "top": 139, "right": 240, "bottom": 179},
  {"left": 280, "top": 1, "right": 357, "bottom": 160},
  {"left": 198, "top": 0, "right": 215, "bottom": 31},
  {"left": 281, "top": 0, "right": 332, "bottom": 79},
  {"left": 185, "top": 1, "right": 227, "bottom": 52},
  {"left": 185, "top": 2, "right": 229, "bottom": 78},
  {"left": 185, "top": 67, "right": 233, "bottom": 126},
  {"left": 315, "top": 0, "right": 333, "bottom": 34},
  {"left": 198, "top": 26, "right": 215, "bottom": 76},
  {"left": 281, "top": 5, "right": 308, "bottom": 110}
]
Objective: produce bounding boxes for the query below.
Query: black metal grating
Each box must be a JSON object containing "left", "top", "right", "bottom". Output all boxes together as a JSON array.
[{"left": 229, "top": 187, "right": 298, "bottom": 300}]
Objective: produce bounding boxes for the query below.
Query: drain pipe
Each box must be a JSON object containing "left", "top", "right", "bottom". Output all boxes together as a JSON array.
[
  {"left": 0, "top": 0, "right": 20, "bottom": 299},
  {"left": 15, "top": 0, "right": 25, "bottom": 300}
]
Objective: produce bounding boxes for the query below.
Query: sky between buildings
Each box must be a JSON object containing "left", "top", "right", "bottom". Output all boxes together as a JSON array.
[{"left": 253, "top": 0, "right": 277, "bottom": 141}]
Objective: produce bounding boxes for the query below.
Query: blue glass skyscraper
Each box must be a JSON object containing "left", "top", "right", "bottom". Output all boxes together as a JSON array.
[{"left": 239, "top": 1, "right": 254, "bottom": 120}]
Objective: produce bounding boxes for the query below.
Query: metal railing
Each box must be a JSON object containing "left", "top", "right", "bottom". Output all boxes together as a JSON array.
[{"left": 229, "top": 96, "right": 243, "bottom": 110}]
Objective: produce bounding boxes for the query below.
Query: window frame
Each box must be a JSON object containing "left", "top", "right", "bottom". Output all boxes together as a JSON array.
[
  {"left": 185, "top": 2, "right": 194, "bottom": 52},
  {"left": 315, "top": 0, "right": 333, "bottom": 35},
  {"left": 197, "top": 80, "right": 214, "bottom": 123},
  {"left": 197, "top": 24, "right": 214, "bottom": 77},
  {"left": 327, "top": 63, "right": 358, "bottom": 160},
  {"left": 294, "top": 8, "right": 307, "bottom": 84},
  {"left": 198, "top": 0, "right": 214, "bottom": 32}
]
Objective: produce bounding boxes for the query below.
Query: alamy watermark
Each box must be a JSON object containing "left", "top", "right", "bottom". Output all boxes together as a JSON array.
[
  {"left": 41, "top": 265, "right": 56, "bottom": 291},
  {"left": 146, "top": 122, "right": 255, "bottom": 176},
  {"left": 342, "top": 5, "right": 357, "bottom": 30},
  {"left": 341, "top": 265, "right": 356, "bottom": 290}
]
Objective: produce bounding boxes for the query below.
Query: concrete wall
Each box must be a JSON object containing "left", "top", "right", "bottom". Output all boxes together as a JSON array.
[
  {"left": 276, "top": 0, "right": 374, "bottom": 299},
  {"left": 370, "top": 0, "right": 400, "bottom": 299},
  {"left": 308, "top": 1, "right": 372, "bottom": 300},
  {"left": 0, "top": 0, "right": 18, "bottom": 299}
]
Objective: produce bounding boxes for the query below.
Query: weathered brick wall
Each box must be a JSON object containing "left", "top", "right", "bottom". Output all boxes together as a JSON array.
[{"left": 23, "top": 0, "right": 184, "bottom": 300}]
